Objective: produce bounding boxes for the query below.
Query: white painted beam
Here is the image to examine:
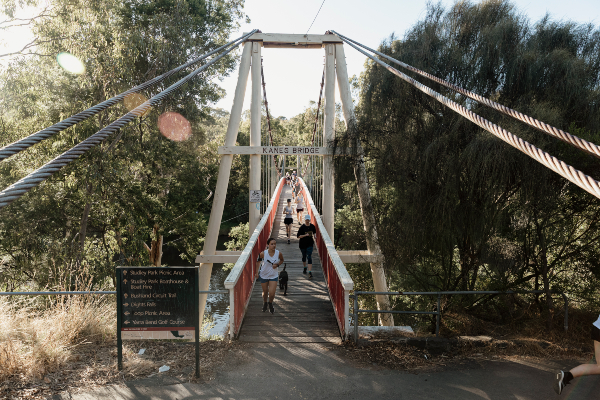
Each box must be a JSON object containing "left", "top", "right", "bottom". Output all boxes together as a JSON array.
[
  {"left": 217, "top": 146, "right": 347, "bottom": 155},
  {"left": 249, "top": 41, "right": 262, "bottom": 235},
  {"left": 245, "top": 33, "right": 342, "bottom": 48},
  {"left": 337, "top": 250, "right": 384, "bottom": 264},
  {"left": 322, "top": 43, "right": 336, "bottom": 241},
  {"left": 198, "top": 42, "right": 252, "bottom": 327}
]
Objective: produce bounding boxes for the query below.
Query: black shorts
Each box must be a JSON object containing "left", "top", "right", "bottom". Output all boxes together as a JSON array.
[
  {"left": 284, "top": 217, "right": 293, "bottom": 225},
  {"left": 296, "top": 208, "right": 304, "bottom": 212},
  {"left": 592, "top": 325, "right": 600, "bottom": 342}
]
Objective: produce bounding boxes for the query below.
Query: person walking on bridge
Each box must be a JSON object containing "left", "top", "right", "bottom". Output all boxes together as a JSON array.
[
  {"left": 297, "top": 214, "right": 317, "bottom": 279},
  {"left": 554, "top": 313, "right": 600, "bottom": 394},
  {"left": 296, "top": 185, "right": 305, "bottom": 225},
  {"left": 256, "top": 238, "right": 284, "bottom": 314},
  {"left": 283, "top": 199, "right": 294, "bottom": 244}
]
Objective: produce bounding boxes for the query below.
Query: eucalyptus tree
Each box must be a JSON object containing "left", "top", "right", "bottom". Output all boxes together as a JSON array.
[
  {"left": 339, "top": 0, "right": 600, "bottom": 326},
  {"left": 0, "top": 0, "right": 246, "bottom": 290}
]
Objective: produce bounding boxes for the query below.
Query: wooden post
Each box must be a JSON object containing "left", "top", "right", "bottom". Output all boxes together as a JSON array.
[
  {"left": 197, "top": 42, "right": 252, "bottom": 328},
  {"left": 249, "top": 41, "right": 262, "bottom": 235},
  {"left": 335, "top": 43, "right": 393, "bottom": 326},
  {"left": 323, "top": 43, "right": 335, "bottom": 241}
]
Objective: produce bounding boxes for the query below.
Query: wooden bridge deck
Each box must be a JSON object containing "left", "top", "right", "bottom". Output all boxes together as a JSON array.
[{"left": 238, "top": 184, "right": 341, "bottom": 344}]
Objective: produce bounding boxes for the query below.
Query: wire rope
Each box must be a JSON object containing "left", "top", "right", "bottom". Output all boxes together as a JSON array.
[
  {"left": 0, "top": 35, "right": 250, "bottom": 209},
  {"left": 331, "top": 30, "right": 600, "bottom": 160},
  {"left": 0, "top": 30, "right": 258, "bottom": 162},
  {"left": 339, "top": 35, "right": 600, "bottom": 200},
  {"left": 306, "top": 0, "right": 326, "bottom": 35}
]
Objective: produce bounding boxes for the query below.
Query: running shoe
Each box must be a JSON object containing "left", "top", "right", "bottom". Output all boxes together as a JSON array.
[
  {"left": 303, "top": 268, "right": 307, "bottom": 274},
  {"left": 262, "top": 302, "right": 268, "bottom": 312},
  {"left": 288, "top": 239, "right": 290, "bottom": 244},
  {"left": 269, "top": 303, "right": 274, "bottom": 314},
  {"left": 553, "top": 370, "right": 566, "bottom": 394},
  {"left": 309, "top": 272, "right": 313, "bottom": 279}
]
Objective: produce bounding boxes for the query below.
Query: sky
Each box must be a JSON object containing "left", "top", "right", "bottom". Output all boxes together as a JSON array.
[
  {"left": 2, "top": 0, "right": 600, "bottom": 118},
  {"left": 214, "top": 0, "right": 600, "bottom": 118}
]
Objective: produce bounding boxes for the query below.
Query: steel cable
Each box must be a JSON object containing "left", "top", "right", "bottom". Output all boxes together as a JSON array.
[
  {"left": 339, "top": 36, "right": 600, "bottom": 200},
  {"left": 0, "top": 35, "right": 252, "bottom": 209},
  {"left": 0, "top": 30, "right": 258, "bottom": 162},
  {"left": 332, "top": 30, "right": 600, "bottom": 159}
]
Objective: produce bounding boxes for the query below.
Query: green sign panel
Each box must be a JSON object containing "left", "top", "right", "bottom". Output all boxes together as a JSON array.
[{"left": 116, "top": 266, "right": 199, "bottom": 376}]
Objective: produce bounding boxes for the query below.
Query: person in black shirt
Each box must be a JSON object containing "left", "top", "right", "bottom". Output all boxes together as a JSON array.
[{"left": 297, "top": 214, "right": 317, "bottom": 278}]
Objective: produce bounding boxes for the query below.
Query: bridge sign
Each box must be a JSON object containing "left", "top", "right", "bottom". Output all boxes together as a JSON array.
[
  {"left": 218, "top": 146, "right": 347, "bottom": 155},
  {"left": 116, "top": 266, "right": 199, "bottom": 376}
]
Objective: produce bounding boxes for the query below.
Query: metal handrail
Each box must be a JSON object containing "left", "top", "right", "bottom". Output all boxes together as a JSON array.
[
  {"left": 0, "top": 290, "right": 229, "bottom": 296},
  {"left": 352, "top": 290, "right": 569, "bottom": 343},
  {"left": 224, "top": 177, "right": 286, "bottom": 339},
  {"left": 299, "top": 177, "right": 353, "bottom": 338}
]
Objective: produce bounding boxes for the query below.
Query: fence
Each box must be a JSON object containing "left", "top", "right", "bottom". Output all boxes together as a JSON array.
[
  {"left": 352, "top": 290, "right": 569, "bottom": 342},
  {"left": 224, "top": 177, "right": 285, "bottom": 339},
  {"left": 299, "top": 178, "right": 353, "bottom": 339}
]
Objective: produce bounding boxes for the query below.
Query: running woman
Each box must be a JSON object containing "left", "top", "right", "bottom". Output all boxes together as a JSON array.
[
  {"left": 283, "top": 199, "right": 294, "bottom": 244},
  {"left": 296, "top": 186, "right": 305, "bottom": 225},
  {"left": 256, "top": 238, "right": 284, "bottom": 314},
  {"left": 554, "top": 313, "right": 600, "bottom": 394},
  {"left": 297, "top": 214, "right": 317, "bottom": 278}
]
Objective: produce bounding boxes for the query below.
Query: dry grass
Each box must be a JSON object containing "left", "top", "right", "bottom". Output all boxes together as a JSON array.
[
  {"left": 0, "top": 295, "right": 241, "bottom": 399},
  {"left": 0, "top": 295, "right": 115, "bottom": 383}
]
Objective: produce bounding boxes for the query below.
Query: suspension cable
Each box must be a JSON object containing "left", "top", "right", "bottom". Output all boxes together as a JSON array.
[
  {"left": 0, "top": 30, "right": 259, "bottom": 162},
  {"left": 0, "top": 35, "right": 250, "bottom": 209},
  {"left": 260, "top": 58, "right": 278, "bottom": 174},
  {"left": 339, "top": 35, "right": 600, "bottom": 200},
  {"left": 331, "top": 30, "right": 600, "bottom": 159},
  {"left": 302, "top": 66, "right": 325, "bottom": 179}
]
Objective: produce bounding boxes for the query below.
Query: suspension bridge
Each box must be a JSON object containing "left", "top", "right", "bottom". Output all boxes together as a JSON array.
[{"left": 2, "top": 30, "right": 600, "bottom": 346}]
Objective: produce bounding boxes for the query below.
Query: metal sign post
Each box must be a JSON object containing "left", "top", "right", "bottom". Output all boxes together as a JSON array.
[{"left": 116, "top": 266, "right": 200, "bottom": 378}]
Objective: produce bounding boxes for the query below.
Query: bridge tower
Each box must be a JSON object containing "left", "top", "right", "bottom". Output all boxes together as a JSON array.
[{"left": 196, "top": 32, "right": 392, "bottom": 328}]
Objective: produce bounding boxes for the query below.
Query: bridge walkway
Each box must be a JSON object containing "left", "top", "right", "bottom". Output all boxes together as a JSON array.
[{"left": 237, "top": 184, "right": 341, "bottom": 344}]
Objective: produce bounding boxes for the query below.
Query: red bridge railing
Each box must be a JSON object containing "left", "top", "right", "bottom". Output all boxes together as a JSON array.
[
  {"left": 224, "top": 177, "right": 285, "bottom": 339},
  {"left": 299, "top": 178, "right": 353, "bottom": 339}
]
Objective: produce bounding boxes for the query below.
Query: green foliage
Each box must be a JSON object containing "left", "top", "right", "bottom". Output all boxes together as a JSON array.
[
  {"left": 0, "top": 0, "right": 246, "bottom": 290},
  {"left": 222, "top": 221, "right": 248, "bottom": 271},
  {"left": 335, "top": 0, "right": 600, "bottom": 322}
]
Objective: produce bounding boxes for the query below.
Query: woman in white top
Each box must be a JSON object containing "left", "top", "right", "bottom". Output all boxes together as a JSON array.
[
  {"left": 554, "top": 314, "right": 600, "bottom": 394},
  {"left": 256, "top": 238, "right": 284, "bottom": 314},
  {"left": 296, "top": 186, "right": 305, "bottom": 225},
  {"left": 283, "top": 199, "right": 294, "bottom": 244}
]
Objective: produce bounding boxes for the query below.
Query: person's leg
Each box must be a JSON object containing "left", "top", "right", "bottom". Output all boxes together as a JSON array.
[
  {"left": 572, "top": 340, "right": 600, "bottom": 377},
  {"left": 555, "top": 339, "right": 600, "bottom": 394},
  {"left": 306, "top": 246, "right": 313, "bottom": 278},
  {"left": 268, "top": 280, "right": 277, "bottom": 313},
  {"left": 261, "top": 281, "right": 269, "bottom": 311},
  {"left": 301, "top": 248, "right": 307, "bottom": 273}
]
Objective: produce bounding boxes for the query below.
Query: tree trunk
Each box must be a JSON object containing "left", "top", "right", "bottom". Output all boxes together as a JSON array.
[
  {"left": 335, "top": 43, "right": 393, "bottom": 326},
  {"left": 535, "top": 219, "right": 554, "bottom": 330},
  {"left": 145, "top": 225, "right": 163, "bottom": 267},
  {"left": 76, "top": 184, "right": 93, "bottom": 268}
]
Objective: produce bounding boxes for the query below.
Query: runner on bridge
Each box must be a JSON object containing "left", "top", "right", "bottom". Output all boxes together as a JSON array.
[
  {"left": 257, "top": 238, "right": 284, "bottom": 314},
  {"left": 283, "top": 199, "right": 294, "bottom": 244},
  {"left": 297, "top": 214, "right": 317, "bottom": 279},
  {"left": 295, "top": 185, "right": 305, "bottom": 225},
  {"left": 554, "top": 313, "right": 600, "bottom": 394}
]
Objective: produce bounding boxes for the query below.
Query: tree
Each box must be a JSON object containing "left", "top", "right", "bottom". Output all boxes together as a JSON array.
[
  {"left": 0, "top": 0, "right": 246, "bottom": 290},
  {"left": 340, "top": 0, "right": 600, "bottom": 329}
]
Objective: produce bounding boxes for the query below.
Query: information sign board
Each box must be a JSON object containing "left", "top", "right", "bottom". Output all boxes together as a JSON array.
[
  {"left": 249, "top": 190, "right": 262, "bottom": 203},
  {"left": 116, "top": 266, "right": 199, "bottom": 376}
]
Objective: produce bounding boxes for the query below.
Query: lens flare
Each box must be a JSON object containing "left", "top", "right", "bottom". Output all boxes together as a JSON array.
[
  {"left": 157, "top": 112, "right": 192, "bottom": 142},
  {"left": 56, "top": 52, "right": 85, "bottom": 75},
  {"left": 123, "top": 93, "right": 150, "bottom": 116}
]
